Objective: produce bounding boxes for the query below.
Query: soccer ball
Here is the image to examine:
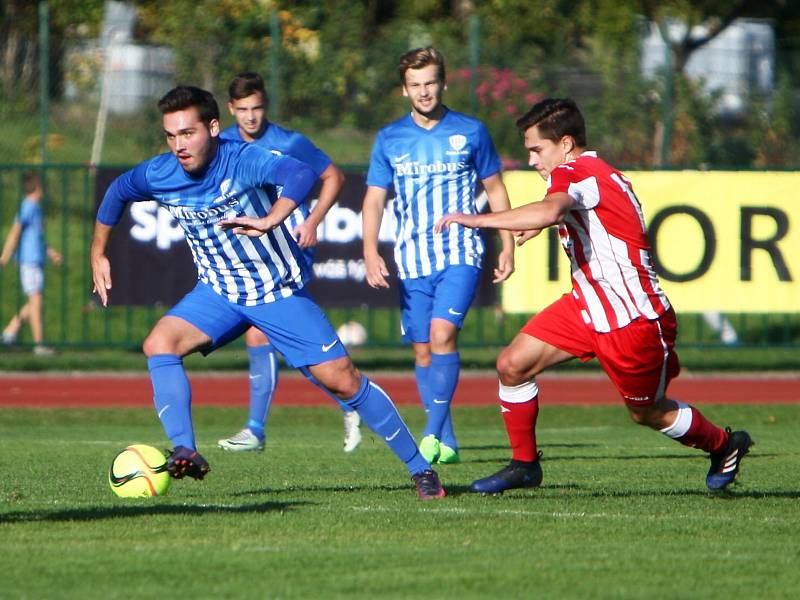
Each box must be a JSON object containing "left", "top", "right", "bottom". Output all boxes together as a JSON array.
[
  {"left": 108, "top": 444, "right": 171, "bottom": 497},
  {"left": 336, "top": 321, "right": 367, "bottom": 347}
]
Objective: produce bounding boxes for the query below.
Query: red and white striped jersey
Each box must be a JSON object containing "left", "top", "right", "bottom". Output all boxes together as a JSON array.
[{"left": 547, "top": 151, "right": 671, "bottom": 333}]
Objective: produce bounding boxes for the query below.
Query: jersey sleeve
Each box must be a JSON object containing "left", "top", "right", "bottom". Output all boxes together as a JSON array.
[
  {"left": 547, "top": 165, "right": 598, "bottom": 209},
  {"left": 282, "top": 131, "right": 332, "bottom": 177},
  {"left": 96, "top": 162, "right": 153, "bottom": 226},
  {"left": 16, "top": 201, "right": 35, "bottom": 226},
  {"left": 365, "top": 131, "right": 393, "bottom": 189},
  {"left": 239, "top": 145, "right": 316, "bottom": 204},
  {"left": 473, "top": 122, "right": 502, "bottom": 180}
]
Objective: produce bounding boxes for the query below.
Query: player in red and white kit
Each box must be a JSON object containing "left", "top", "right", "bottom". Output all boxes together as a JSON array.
[{"left": 436, "top": 98, "right": 752, "bottom": 493}]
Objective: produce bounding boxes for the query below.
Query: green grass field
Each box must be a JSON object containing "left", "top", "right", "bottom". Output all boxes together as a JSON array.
[{"left": 1, "top": 403, "right": 798, "bottom": 599}]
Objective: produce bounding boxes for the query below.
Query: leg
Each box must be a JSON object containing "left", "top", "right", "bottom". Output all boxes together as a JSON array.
[
  {"left": 471, "top": 332, "right": 574, "bottom": 494},
  {"left": 419, "top": 318, "right": 460, "bottom": 461},
  {"left": 219, "top": 327, "right": 276, "bottom": 451},
  {"left": 472, "top": 296, "right": 587, "bottom": 494},
  {"left": 143, "top": 315, "right": 210, "bottom": 449},
  {"left": 245, "top": 291, "right": 443, "bottom": 498},
  {"left": 308, "top": 357, "right": 434, "bottom": 477},
  {"left": 603, "top": 311, "right": 751, "bottom": 490},
  {"left": 27, "top": 292, "right": 44, "bottom": 344}
]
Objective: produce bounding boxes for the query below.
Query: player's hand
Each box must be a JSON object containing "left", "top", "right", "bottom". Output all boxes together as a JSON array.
[
  {"left": 435, "top": 213, "right": 480, "bottom": 233},
  {"left": 513, "top": 229, "right": 542, "bottom": 246},
  {"left": 91, "top": 254, "right": 112, "bottom": 307},
  {"left": 218, "top": 216, "right": 274, "bottom": 237},
  {"left": 365, "top": 253, "right": 390, "bottom": 289},
  {"left": 293, "top": 221, "right": 318, "bottom": 249},
  {"left": 48, "top": 247, "right": 63, "bottom": 266},
  {"left": 493, "top": 248, "right": 515, "bottom": 283}
]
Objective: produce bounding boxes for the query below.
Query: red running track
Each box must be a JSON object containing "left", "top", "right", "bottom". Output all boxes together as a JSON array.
[{"left": 0, "top": 372, "right": 798, "bottom": 408}]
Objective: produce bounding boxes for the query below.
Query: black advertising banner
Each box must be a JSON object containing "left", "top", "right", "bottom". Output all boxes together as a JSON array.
[{"left": 94, "top": 169, "right": 497, "bottom": 308}]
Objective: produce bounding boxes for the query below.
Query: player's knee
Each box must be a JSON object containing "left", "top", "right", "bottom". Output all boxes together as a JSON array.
[
  {"left": 142, "top": 329, "right": 185, "bottom": 357},
  {"left": 314, "top": 357, "right": 361, "bottom": 398},
  {"left": 496, "top": 350, "right": 528, "bottom": 386},
  {"left": 626, "top": 404, "right": 661, "bottom": 428},
  {"left": 244, "top": 327, "right": 268, "bottom": 347}
]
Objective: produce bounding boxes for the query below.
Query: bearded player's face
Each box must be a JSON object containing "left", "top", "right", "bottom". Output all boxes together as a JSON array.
[{"left": 163, "top": 107, "right": 220, "bottom": 174}]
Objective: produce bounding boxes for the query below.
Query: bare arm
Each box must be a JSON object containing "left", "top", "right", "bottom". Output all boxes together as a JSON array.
[
  {"left": 294, "top": 163, "right": 345, "bottom": 248},
  {"left": 362, "top": 185, "right": 390, "bottom": 289},
  {"left": 90, "top": 221, "right": 114, "bottom": 306},
  {"left": 436, "top": 192, "right": 575, "bottom": 235},
  {"left": 482, "top": 173, "right": 516, "bottom": 283},
  {"left": 0, "top": 222, "right": 22, "bottom": 266}
]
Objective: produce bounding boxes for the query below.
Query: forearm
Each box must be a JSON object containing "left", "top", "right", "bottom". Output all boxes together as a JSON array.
[
  {"left": 362, "top": 187, "right": 386, "bottom": 257},
  {"left": 90, "top": 222, "right": 113, "bottom": 260},
  {"left": 267, "top": 198, "right": 301, "bottom": 228},
  {"left": 1, "top": 224, "right": 21, "bottom": 262},
  {"left": 306, "top": 166, "right": 343, "bottom": 228}
]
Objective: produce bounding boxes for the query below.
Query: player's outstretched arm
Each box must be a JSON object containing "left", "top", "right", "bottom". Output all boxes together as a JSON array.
[
  {"left": 362, "top": 185, "right": 390, "bottom": 289},
  {"left": 294, "top": 163, "right": 345, "bottom": 248},
  {"left": 219, "top": 197, "right": 299, "bottom": 237},
  {"left": 437, "top": 192, "right": 574, "bottom": 234},
  {"left": 90, "top": 221, "right": 114, "bottom": 307}
]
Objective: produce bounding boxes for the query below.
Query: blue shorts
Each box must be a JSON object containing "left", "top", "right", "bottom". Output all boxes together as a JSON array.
[
  {"left": 399, "top": 265, "right": 481, "bottom": 344},
  {"left": 167, "top": 282, "right": 347, "bottom": 368}
]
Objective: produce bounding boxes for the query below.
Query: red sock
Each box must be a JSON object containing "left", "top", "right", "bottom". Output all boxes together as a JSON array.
[
  {"left": 501, "top": 396, "right": 539, "bottom": 462},
  {"left": 676, "top": 407, "right": 728, "bottom": 454}
]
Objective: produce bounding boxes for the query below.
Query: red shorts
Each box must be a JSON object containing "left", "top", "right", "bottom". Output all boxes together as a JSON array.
[{"left": 522, "top": 294, "right": 681, "bottom": 406}]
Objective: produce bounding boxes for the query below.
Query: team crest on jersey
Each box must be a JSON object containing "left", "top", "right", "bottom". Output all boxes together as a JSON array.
[
  {"left": 449, "top": 134, "right": 467, "bottom": 151},
  {"left": 219, "top": 178, "right": 232, "bottom": 197}
]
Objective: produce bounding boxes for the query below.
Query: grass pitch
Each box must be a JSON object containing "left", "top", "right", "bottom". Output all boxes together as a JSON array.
[{"left": 1, "top": 403, "right": 798, "bottom": 599}]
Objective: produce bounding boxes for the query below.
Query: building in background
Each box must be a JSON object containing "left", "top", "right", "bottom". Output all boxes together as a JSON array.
[{"left": 642, "top": 18, "right": 775, "bottom": 116}]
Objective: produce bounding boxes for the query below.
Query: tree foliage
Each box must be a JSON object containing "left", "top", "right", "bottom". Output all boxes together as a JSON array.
[{"left": 3, "top": 0, "right": 800, "bottom": 167}]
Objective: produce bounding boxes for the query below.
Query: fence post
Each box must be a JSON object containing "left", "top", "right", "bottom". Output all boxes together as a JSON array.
[
  {"left": 38, "top": 1, "right": 50, "bottom": 166},
  {"left": 468, "top": 13, "right": 480, "bottom": 115},
  {"left": 270, "top": 10, "right": 281, "bottom": 123}
]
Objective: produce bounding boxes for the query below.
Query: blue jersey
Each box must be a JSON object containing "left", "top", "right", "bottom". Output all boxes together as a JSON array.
[
  {"left": 367, "top": 108, "right": 501, "bottom": 279},
  {"left": 220, "top": 122, "right": 331, "bottom": 235},
  {"left": 16, "top": 197, "right": 45, "bottom": 266},
  {"left": 97, "top": 139, "right": 316, "bottom": 306}
]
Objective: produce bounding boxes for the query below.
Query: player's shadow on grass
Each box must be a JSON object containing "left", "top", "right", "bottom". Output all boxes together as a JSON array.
[
  {"left": 0, "top": 500, "right": 308, "bottom": 524},
  {"left": 231, "top": 482, "right": 433, "bottom": 497}
]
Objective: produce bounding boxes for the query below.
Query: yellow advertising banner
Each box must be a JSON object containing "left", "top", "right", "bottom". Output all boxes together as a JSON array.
[{"left": 502, "top": 170, "right": 799, "bottom": 313}]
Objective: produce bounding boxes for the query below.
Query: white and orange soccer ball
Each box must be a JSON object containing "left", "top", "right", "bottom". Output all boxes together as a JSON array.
[{"left": 108, "top": 444, "right": 171, "bottom": 497}]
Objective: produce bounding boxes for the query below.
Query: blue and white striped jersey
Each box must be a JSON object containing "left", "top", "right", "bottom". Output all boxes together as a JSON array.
[
  {"left": 98, "top": 139, "right": 315, "bottom": 306},
  {"left": 220, "top": 123, "right": 331, "bottom": 236},
  {"left": 367, "top": 108, "right": 501, "bottom": 279}
]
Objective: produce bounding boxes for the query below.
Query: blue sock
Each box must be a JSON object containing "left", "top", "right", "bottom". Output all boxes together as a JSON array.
[
  {"left": 299, "top": 366, "right": 355, "bottom": 414},
  {"left": 246, "top": 344, "right": 278, "bottom": 440},
  {"left": 423, "top": 352, "right": 460, "bottom": 442},
  {"left": 147, "top": 354, "right": 195, "bottom": 450},
  {"left": 343, "top": 375, "right": 430, "bottom": 475},
  {"left": 415, "top": 363, "right": 457, "bottom": 448}
]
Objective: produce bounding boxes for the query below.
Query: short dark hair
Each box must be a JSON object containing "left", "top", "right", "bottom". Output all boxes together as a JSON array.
[
  {"left": 228, "top": 72, "right": 268, "bottom": 102},
  {"left": 157, "top": 86, "right": 220, "bottom": 124},
  {"left": 398, "top": 46, "right": 446, "bottom": 85},
  {"left": 23, "top": 171, "right": 41, "bottom": 195},
  {"left": 516, "top": 98, "right": 587, "bottom": 147}
]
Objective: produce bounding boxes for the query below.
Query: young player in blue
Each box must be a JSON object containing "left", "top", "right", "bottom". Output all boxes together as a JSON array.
[
  {"left": 90, "top": 86, "right": 444, "bottom": 499},
  {"left": 1, "top": 171, "right": 62, "bottom": 356},
  {"left": 362, "top": 47, "right": 516, "bottom": 465},
  {"left": 216, "top": 72, "right": 361, "bottom": 454}
]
